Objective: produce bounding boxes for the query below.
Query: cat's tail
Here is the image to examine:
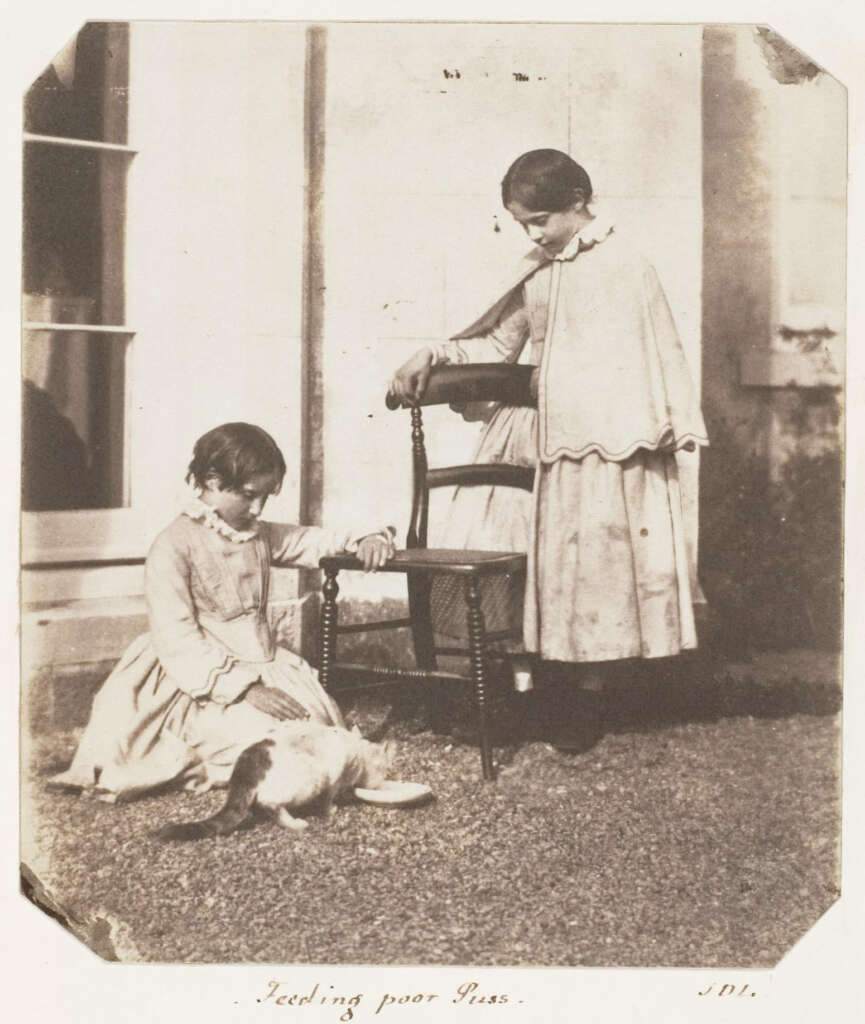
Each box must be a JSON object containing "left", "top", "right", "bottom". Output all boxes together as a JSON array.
[{"left": 155, "top": 738, "right": 275, "bottom": 842}]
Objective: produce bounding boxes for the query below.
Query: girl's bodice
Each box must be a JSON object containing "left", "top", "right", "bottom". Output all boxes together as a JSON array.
[
  {"left": 188, "top": 523, "right": 270, "bottom": 620},
  {"left": 168, "top": 515, "right": 276, "bottom": 662}
]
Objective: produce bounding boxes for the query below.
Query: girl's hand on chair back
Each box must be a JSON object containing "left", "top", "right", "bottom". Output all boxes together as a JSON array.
[{"left": 389, "top": 348, "right": 433, "bottom": 404}]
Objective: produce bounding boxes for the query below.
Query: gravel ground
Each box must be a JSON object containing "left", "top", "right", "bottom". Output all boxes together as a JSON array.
[{"left": 21, "top": 649, "right": 841, "bottom": 967}]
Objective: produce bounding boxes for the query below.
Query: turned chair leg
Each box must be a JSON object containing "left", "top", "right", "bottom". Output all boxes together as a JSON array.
[
  {"left": 465, "top": 576, "right": 495, "bottom": 781},
  {"left": 408, "top": 573, "right": 448, "bottom": 732},
  {"left": 319, "top": 567, "right": 340, "bottom": 691}
]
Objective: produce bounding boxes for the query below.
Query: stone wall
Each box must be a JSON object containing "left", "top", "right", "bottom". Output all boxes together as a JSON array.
[{"left": 699, "top": 26, "right": 844, "bottom": 652}]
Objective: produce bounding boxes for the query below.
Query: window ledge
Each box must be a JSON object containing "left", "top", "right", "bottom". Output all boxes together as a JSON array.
[
  {"left": 22, "top": 594, "right": 148, "bottom": 619},
  {"left": 740, "top": 349, "right": 843, "bottom": 388},
  {"left": 21, "top": 595, "right": 149, "bottom": 669}
]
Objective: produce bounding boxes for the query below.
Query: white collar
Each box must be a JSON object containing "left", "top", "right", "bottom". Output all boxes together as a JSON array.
[
  {"left": 182, "top": 495, "right": 260, "bottom": 543},
  {"left": 553, "top": 211, "right": 615, "bottom": 262}
]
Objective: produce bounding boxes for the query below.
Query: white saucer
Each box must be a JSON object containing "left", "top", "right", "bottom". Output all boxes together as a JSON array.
[{"left": 353, "top": 780, "right": 433, "bottom": 807}]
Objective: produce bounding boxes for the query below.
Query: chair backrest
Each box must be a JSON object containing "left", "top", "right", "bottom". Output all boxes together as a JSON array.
[{"left": 386, "top": 364, "right": 537, "bottom": 549}]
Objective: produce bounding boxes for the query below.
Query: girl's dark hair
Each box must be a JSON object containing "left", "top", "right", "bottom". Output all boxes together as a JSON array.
[
  {"left": 186, "top": 422, "right": 287, "bottom": 492},
  {"left": 501, "top": 149, "right": 593, "bottom": 212}
]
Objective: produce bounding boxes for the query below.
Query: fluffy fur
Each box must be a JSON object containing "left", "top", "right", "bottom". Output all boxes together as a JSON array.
[{"left": 156, "top": 722, "right": 393, "bottom": 841}]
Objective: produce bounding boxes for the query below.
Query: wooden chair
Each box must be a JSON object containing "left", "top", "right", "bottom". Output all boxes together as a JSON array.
[{"left": 318, "top": 363, "right": 536, "bottom": 781}]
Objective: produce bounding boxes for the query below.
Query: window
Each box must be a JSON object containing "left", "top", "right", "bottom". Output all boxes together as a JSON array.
[{"left": 22, "top": 23, "right": 134, "bottom": 513}]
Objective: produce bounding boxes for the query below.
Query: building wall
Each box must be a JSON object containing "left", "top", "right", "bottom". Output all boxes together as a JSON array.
[
  {"left": 320, "top": 22, "right": 703, "bottom": 602},
  {"left": 124, "top": 23, "right": 308, "bottom": 540},
  {"left": 699, "top": 26, "right": 844, "bottom": 650}
]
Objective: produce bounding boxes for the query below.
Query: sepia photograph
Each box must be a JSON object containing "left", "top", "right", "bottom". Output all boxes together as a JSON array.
[{"left": 8, "top": 4, "right": 860, "bottom": 1019}]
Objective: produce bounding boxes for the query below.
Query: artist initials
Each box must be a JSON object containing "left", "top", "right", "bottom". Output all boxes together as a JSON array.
[{"left": 698, "top": 983, "right": 757, "bottom": 998}]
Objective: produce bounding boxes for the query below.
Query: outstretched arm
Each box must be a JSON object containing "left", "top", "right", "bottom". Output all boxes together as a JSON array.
[
  {"left": 389, "top": 287, "right": 530, "bottom": 404},
  {"left": 265, "top": 522, "right": 396, "bottom": 570}
]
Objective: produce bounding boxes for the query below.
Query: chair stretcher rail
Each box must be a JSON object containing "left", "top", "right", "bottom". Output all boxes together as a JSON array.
[
  {"left": 335, "top": 617, "right": 413, "bottom": 635},
  {"left": 324, "top": 662, "right": 470, "bottom": 686}
]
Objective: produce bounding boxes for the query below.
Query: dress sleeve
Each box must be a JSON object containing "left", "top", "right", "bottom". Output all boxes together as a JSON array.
[
  {"left": 145, "top": 530, "right": 260, "bottom": 705},
  {"left": 430, "top": 286, "right": 530, "bottom": 366},
  {"left": 264, "top": 522, "right": 396, "bottom": 568}
]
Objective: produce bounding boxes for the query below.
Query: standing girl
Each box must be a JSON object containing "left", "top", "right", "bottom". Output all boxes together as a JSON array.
[
  {"left": 52, "top": 422, "right": 394, "bottom": 800},
  {"left": 390, "top": 149, "right": 707, "bottom": 752}
]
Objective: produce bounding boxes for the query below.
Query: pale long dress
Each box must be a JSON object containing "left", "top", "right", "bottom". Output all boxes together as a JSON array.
[
  {"left": 50, "top": 504, "right": 378, "bottom": 800},
  {"left": 431, "top": 217, "right": 706, "bottom": 663}
]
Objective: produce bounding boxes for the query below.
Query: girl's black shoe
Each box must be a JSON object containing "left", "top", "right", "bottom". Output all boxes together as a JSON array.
[{"left": 550, "top": 688, "right": 605, "bottom": 754}]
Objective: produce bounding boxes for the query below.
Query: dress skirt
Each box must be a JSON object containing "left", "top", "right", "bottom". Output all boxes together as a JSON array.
[
  {"left": 525, "top": 449, "right": 697, "bottom": 662},
  {"left": 50, "top": 638, "right": 344, "bottom": 801},
  {"left": 429, "top": 404, "right": 535, "bottom": 641},
  {"left": 432, "top": 404, "right": 537, "bottom": 552},
  {"left": 433, "top": 404, "right": 697, "bottom": 662}
]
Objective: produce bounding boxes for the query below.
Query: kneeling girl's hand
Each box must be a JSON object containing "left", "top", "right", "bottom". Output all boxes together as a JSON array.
[
  {"left": 357, "top": 532, "right": 396, "bottom": 572},
  {"left": 245, "top": 682, "right": 310, "bottom": 720}
]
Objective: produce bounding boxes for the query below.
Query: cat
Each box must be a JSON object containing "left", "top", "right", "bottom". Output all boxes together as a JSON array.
[{"left": 156, "top": 722, "right": 393, "bottom": 841}]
